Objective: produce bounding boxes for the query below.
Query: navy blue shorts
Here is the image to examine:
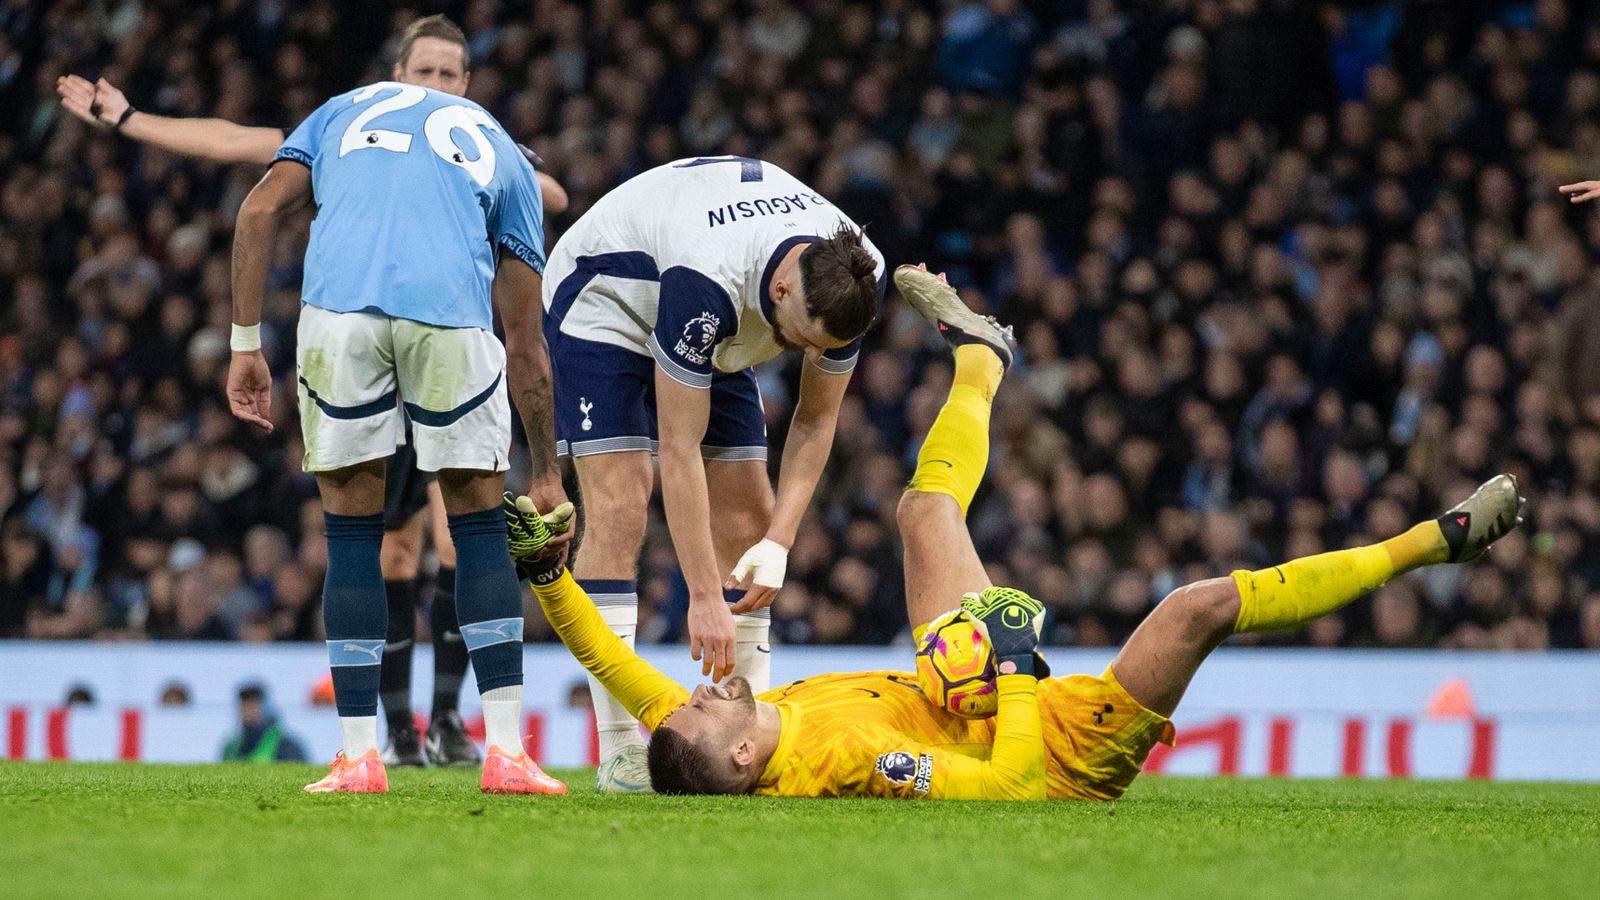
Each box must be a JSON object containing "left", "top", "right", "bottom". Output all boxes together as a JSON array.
[{"left": 550, "top": 333, "right": 767, "bottom": 461}]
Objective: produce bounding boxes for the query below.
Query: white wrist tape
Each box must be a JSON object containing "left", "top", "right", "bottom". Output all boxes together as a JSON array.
[
  {"left": 731, "top": 538, "right": 789, "bottom": 590},
  {"left": 230, "top": 323, "right": 262, "bottom": 352}
]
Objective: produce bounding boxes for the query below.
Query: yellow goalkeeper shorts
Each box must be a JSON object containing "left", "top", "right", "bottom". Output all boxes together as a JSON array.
[{"left": 1040, "top": 665, "right": 1175, "bottom": 801}]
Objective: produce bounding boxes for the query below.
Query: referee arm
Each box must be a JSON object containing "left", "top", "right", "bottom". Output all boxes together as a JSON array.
[{"left": 58, "top": 74, "right": 283, "bottom": 165}]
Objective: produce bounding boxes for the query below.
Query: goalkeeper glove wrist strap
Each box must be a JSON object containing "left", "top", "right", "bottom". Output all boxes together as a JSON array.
[
  {"left": 997, "top": 654, "right": 1037, "bottom": 678},
  {"left": 517, "top": 557, "right": 566, "bottom": 586}
]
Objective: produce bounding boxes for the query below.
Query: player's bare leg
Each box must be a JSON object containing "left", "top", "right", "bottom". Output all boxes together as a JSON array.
[
  {"left": 1103, "top": 578, "right": 1238, "bottom": 717},
  {"left": 319, "top": 459, "right": 389, "bottom": 516},
  {"left": 1111, "top": 475, "right": 1525, "bottom": 717},
  {"left": 307, "top": 458, "right": 390, "bottom": 793},
  {"left": 898, "top": 492, "right": 992, "bottom": 629},
  {"left": 706, "top": 458, "right": 776, "bottom": 694},
  {"left": 571, "top": 450, "right": 655, "bottom": 791},
  {"left": 705, "top": 459, "right": 774, "bottom": 582},
  {"left": 435, "top": 468, "right": 564, "bottom": 795},
  {"left": 421, "top": 479, "right": 477, "bottom": 766},
  {"left": 379, "top": 514, "right": 425, "bottom": 576},
  {"left": 892, "top": 265, "right": 1015, "bottom": 629},
  {"left": 427, "top": 480, "right": 456, "bottom": 569}
]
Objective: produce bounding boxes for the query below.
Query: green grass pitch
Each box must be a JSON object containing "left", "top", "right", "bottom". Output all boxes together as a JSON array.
[{"left": 1, "top": 763, "right": 1596, "bottom": 899}]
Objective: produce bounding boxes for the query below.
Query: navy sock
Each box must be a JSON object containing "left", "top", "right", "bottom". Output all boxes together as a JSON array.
[
  {"left": 323, "top": 512, "right": 387, "bottom": 717},
  {"left": 429, "top": 566, "right": 468, "bottom": 715},
  {"left": 379, "top": 578, "right": 418, "bottom": 733},
  {"left": 447, "top": 508, "right": 524, "bottom": 694}
]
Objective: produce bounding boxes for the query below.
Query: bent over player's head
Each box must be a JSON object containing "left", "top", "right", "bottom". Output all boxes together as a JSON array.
[
  {"left": 647, "top": 677, "right": 765, "bottom": 795},
  {"left": 770, "top": 225, "right": 879, "bottom": 358},
  {"left": 394, "top": 14, "right": 470, "bottom": 95}
]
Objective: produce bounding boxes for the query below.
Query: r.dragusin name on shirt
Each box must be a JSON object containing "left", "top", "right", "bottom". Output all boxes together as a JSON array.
[{"left": 706, "top": 193, "right": 829, "bottom": 228}]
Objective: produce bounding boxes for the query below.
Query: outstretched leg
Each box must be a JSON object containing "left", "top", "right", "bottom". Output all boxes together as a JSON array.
[
  {"left": 1112, "top": 475, "right": 1525, "bottom": 716},
  {"left": 898, "top": 344, "right": 1003, "bottom": 627},
  {"left": 893, "top": 265, "right": 1015, "bottom": 628}
]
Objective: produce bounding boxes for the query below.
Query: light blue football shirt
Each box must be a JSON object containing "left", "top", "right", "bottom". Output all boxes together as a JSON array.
[{"left": 275, "top": 81, "right": 545, "bottom": 332}]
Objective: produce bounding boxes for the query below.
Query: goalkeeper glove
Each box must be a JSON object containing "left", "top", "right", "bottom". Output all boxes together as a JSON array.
[
  {"left": 960, "top": 587, "right": 1050, "bottom": 679},
  {"left": 503, "top": 493, "right": 574, "bottom": 585}
]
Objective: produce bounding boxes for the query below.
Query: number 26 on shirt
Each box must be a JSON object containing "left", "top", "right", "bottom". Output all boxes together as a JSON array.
[{"left": 338, "top": 83, "right": 499, "bottom": 187}]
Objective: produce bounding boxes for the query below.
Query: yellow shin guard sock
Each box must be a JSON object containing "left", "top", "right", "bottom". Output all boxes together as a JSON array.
[
  {"left": 1232, "top": 544, "right": 1395, "bottom": 634},
  {"left": 951, "top": 343, "right": 1004, "bottom": 399},
  {"left": 906, "top": 345, "right": 1003, "bottom": 517},
  {"left": 1381, "top": 520, "right": 1449, "bottom": 573}
]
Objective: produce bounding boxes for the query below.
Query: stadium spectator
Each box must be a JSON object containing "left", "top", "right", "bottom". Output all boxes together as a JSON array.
[
  {"left": 220, "top": 683, "right": 308, "bottom": 763},
  {"left": 3, "top": 0, "right": 1599, "bottom": 654},
  {"left": 158, "top": 681, "right": 192, "bottom": 706}
]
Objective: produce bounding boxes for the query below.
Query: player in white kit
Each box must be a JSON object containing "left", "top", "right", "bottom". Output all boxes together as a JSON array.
[{"left": 542, "top": 156, "right": 883, "bottom": 790}]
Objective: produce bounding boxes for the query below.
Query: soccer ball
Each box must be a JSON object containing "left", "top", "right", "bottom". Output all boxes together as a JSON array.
[{"left": 915, "top": 608, "right": 998, "bottom": 719}]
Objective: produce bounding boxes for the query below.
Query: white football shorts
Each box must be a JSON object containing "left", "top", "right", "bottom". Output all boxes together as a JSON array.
[{"left": 295, "top": 305, "right": 510, "bottom": 474}]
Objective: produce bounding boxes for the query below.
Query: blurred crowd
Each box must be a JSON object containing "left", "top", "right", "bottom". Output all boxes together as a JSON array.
[{"left": 5, "top": 0, "right": 1600, "bottom": 652}]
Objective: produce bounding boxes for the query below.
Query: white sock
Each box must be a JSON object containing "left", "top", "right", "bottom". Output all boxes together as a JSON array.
[
  {"left": 340, "top": 715, "right": 379, "bottom": 759},
  {"left": 732, "top": 613, "right": 772, "bottom": 694},
  {"left": 481, "top": 685, "right": 524, "bottom": 756},
  {"left": 593, "top": 603, "right": 645, "bottom": 761}
]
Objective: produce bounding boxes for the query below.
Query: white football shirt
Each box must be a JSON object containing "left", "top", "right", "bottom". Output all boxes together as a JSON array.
[{"left": 542, "top": 156, "right": 885, "bottom": 387}]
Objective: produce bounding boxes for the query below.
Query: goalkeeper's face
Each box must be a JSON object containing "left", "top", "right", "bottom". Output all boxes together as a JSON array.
[
  {"left": 674, "top": 677, "right": 759, "bottom": 736},
  {"left": 647, "top": 677, "right": 766, "bottom": 794}
]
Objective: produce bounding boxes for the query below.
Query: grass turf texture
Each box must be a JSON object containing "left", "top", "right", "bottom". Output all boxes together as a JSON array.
[{"left": 1, "top": 764, "right": 1596, "bottom": 899}]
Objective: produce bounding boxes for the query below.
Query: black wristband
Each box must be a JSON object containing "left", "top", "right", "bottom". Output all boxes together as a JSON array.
[
  {"left": 114, "top": 106, "right": 135, "bottom": 131},
  {"left": 517, "top": 556, "right": 566, "bottom": 586}
]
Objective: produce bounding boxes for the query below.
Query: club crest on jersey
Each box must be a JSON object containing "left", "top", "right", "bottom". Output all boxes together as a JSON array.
[{"left": 675, "top": 312, "right": 721, "bottom": 365}]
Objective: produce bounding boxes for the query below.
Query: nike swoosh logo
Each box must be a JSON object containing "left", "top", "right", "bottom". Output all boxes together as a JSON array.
[
  {"left": 756, "top": 644, "right": 771, "bottom": 653},
  {"left": 1273, "top": 567, "right": 1286, "bottom": 584},
  {"left": 928, "top": 460, "right": 953, "bottom": 468},
  {"left": 854, "top": 688, "right": 881, "bottom": 699},
  {"left": 615, "top": 633, "right": 633, "bottom": 641}
]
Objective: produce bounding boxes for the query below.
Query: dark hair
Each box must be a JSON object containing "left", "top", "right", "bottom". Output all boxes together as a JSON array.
[
  {"left": 646, "top": 726, "right": 747, "bottom": 795},
  {"left": 397, "top": 14, "right": 470, "bottom": 70},
  {"left": 798, "top": 225, "right": 880, "bottom": 343}
]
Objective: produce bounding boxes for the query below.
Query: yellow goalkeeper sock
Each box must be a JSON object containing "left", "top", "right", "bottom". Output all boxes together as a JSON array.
[
  {"left": 1231, "top": 521, "right": 1449, "bottom": 634},
  {"left": 905, "top": 344, "right": 1003, "bottom": 517},
  {"left": 1381, "top": 520, "right": 1449, "bottom": 571}
]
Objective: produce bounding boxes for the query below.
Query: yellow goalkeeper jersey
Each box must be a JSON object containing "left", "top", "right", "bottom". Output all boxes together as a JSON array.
[
  {"left": 534, "top": 572, "right": 1045, "bottom": 800},
  {"left": 750, "top": 669, "right": 1046, "bottom": 799}
]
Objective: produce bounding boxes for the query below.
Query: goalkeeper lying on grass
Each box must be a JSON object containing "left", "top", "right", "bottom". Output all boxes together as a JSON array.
[{"left": 508, "top": 266, "right": 1525, "bottom": 800}]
